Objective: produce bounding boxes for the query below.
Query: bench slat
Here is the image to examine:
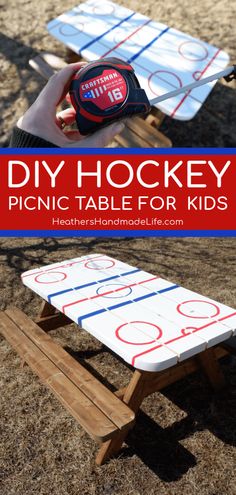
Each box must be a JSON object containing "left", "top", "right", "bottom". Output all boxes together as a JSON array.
[
  {"left": 126, "top": 117, "right": 172, "bottom": 148},
  {"left": 0, "top": 311, "right": 133, "bottom": 441},
  {"left": 2, "top": 308, "right": 135, "bottom": 432}
]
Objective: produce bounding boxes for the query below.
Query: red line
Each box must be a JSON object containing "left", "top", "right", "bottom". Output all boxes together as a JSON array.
[
  {"left": 131, "top": 343, "right": 163, "bottom": 366},
  {"left": 131, "top": 310, "right": 236, "bottom": 367},
  {"left": 170, "top": 48, "right": 221, "bottom": 118},
  {"left": 193, "top": 311, "right": 236, "bottom": 333},
  {"left": 21, "top": 270, "right": 44, "bottom": 279},
  {"left": 62, "top": 276, "right": 159, "bottom": 312},
  {"left": 101, "top": 19, "right": 151, "bottom": 57},
  {"left": 218, "top": 311, "right": 236, "bottom": 323},
  {"left": 21, "top": 254, "right": 104, "bottom": 278}
]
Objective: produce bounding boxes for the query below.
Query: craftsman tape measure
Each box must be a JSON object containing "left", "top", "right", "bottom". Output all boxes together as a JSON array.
[{"left": 69, "top": 57, "right": 150, "bottom": 135}]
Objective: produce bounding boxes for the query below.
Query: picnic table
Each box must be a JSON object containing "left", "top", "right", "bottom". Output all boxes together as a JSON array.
[
  {"left": 47, "top": 0, "right": 229, "bottom": 121},
  {"left": 1, "top": 254, "right": 235, "bottom": 465}
]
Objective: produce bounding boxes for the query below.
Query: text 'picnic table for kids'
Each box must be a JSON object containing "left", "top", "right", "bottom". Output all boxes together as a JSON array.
[
  {"left": 1, "top": 253, "right": 235, "bottom": 465},
  {"left": 47, "top": 0, "right": 229, "bottom": 120}
]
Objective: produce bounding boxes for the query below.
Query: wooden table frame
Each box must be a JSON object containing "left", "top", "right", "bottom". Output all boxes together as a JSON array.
[{"left": 37, "top": 300, "right": 228, "bottom": 465}]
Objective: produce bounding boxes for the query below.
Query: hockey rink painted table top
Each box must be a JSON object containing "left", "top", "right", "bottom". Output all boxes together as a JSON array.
[
  {"left": 22, "top": 254, "right": 236, "bottom": 372},
  {"left": 47, "top": 0, "right": 229, "bottom": 120}
]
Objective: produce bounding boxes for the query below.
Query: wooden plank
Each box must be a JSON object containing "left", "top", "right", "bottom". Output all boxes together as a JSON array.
[
  {"left": 5, "top": 308, "right": 135, "bottom": 430},
  {"left": 148, "top": 107, "right": 166, "bottom": 126},
  {"left": 96, "top": 370, "right": 148, "bottom": 465},
  {"left": 29, "top": 55, "right": 55, "bottom": 80},
  {"left": 65, "top": 48, "right": 83, "bottom": 64},
  {"left": 114, "top": 124, "right": 149, "bottom": 147},
  {"left": 29, "top": 53, "right": 67, "bottom": 80},
  {"left": 35, "top": 312, "right": 72, "bottom": 331},
  {"left": 115, "top": 119, "right": 171, "bottom": 148},
  {"left": 0, "top": 311, "right": 117, "bottom": 442},
  {"left": 126, "top": 117, "right": 172, "bottom": 147},
  {"left": 197, "top": 348, "right": 226, "bottom": 390},
  {"left": 40, "top": 52, "right": 67, "bottom": 70},
  {"left": 214, "top": 345, "right": 228, "bottom": 360},
  {"left": 96, "top": 343, "right": 228, "bottom": 464},
  {"left": 145, "top": 114, "right": 162, "bottom": 128},
  {"left": 116, "top": 345, "right": 229, "bottom": 400},
  {"left": 39, "top": 301, "right": 57, "bottom": 318}
]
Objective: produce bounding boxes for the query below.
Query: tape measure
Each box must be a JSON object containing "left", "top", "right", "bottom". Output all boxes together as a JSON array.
[
  {"left": 69, "top": 57, "right": 150, "bottom": 135},
  {"left": 69, "top": 57, "right": 236, "bottom": 135}
]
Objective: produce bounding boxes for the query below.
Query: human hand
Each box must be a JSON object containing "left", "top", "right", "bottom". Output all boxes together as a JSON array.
[{"left": 17, "top": 62, "right": 124, "bottom": 147}]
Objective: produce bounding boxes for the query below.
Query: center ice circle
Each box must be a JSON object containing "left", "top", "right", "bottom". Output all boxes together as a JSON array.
[{"left": 96, "top": 283, "right": 132, "bottom": 298}]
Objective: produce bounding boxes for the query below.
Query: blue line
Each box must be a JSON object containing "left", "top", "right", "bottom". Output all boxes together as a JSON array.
[
  {"left": 47, "top": 268, "right": 141, "bottom": 301},
  {"left": 48, "top": 287, "right": 74, "bottom": 302},
  {"left": 97, "top": 268, "right": 140, "bottom": 282},
  {"left": 119, "top": 268, "right": 141, "bottom": 277},
  {"left": 1, "top": 230, "right": 236, "bottom": 237},
  {"left": 80, "top": 12, "right": 135, "bottom": 53},
  {"left": 108, "top": 300, "right": 134, "bottom": 311},
  {"left": 78, "top": 308, "right": 106, "bottom": 325},
  {"left": 159, "top": 284, "right": 179, "bottom": 293},
  {"left": 78, "top": 283, "right": 178, "bottom": 324},
  {"left": 127, "top": 26, "right": 169, "bottom": 63},
  {"left": 4, "top": 148, "right": 236, "bottom": 155},
  {"left": 133, "top": 291, "right": 156, "bottom": 302},
  {"left": 133, "top": 284, "right": 179, "bottom": 302}
]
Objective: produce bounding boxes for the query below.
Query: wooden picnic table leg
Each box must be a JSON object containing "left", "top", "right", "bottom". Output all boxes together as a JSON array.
[
  {"left": 96, "top": 346, "right": 227, "bottom": 464},
  {"left": 65, "top": 48, "right": 83, "bottom": 64},
  {"left": 197, "top": 347, "right": 226, "bottom": 391},
  {"left": 96, "top": 369, "right": 151, "bottom": 465},
  {"left": 39, "top": 300, "right": 57, "bottom": 318},
  {"left": 35, "top": 303, "right": 72, "bottom": 332}
]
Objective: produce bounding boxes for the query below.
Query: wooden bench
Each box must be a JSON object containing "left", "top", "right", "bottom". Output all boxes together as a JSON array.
[
  {"left": 1, "top": 303, "right": 233, "bottom": 465},
  {"left": 28, "top": 52, "right": 172, "bottom": 148},
  {"left": 0, "top": 307, "right": 135, "bottom": 460}
]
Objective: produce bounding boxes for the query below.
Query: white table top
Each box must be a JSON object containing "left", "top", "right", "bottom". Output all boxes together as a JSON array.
[
  {"left": 47, "top": 0, "right": 229, "bottom": 120},
  {"left": 22, "top": 254, "right": 236, "bottom": 372}
]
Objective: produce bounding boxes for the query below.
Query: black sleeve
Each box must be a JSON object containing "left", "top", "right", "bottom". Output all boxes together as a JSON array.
[{"left": 9, "top": 126, "right": 60, "bottom": 148}]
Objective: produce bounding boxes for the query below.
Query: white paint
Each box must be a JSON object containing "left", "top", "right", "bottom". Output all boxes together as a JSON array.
[{"left": 22, "top": 254, "right": 236, "bottom": 371}]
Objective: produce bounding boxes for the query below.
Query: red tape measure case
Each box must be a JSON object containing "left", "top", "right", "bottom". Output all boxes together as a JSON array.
[{"left": 69, "top": 57, "right": 150, "bottom": 135}]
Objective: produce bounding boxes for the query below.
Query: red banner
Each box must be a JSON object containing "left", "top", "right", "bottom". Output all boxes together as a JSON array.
[{"left": 1, "top": 153, "right": 235, "bottom": 231}]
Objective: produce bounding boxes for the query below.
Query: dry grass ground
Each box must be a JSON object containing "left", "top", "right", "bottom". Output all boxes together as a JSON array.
[
  {"left": 0, "top": 0, "right": 236, "bottom": 146},
  {"left": 0, "top": 237, "right": 236, "bottom": 495}
]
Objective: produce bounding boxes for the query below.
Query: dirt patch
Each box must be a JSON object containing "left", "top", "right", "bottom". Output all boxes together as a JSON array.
[{"left": 0, "top": 236, "right": 236, "bottom": 494}]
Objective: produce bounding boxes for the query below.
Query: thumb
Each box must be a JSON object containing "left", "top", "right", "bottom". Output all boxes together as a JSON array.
[
  {"left": 77, "top": 122, "right": 125, "bottom": 148},
  {"left": 37, "top": 62, "right": 86, "bottom": 109}
]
